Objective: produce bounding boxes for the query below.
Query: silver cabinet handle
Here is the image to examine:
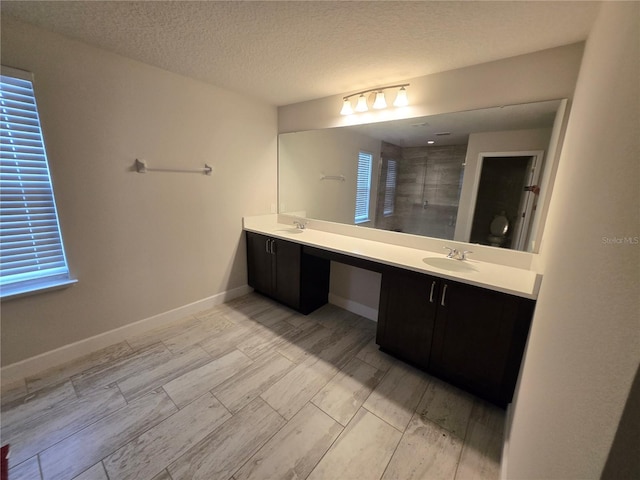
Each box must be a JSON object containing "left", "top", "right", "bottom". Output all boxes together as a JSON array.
[
  {"left": 270, "top": 239, "right": 276, "bottom": 255},
  {"left": 441, "top": 284, "right": 448, "bottom": 307},
  {"left": 265, "top": 238, "right": 271, "bottom": 254},
  {"left": 429, "top": 280, "right": 436, "bottom": 303}
]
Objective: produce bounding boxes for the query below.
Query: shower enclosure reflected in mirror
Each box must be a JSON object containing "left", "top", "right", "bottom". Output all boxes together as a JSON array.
[{"left": 278, "top": 99, "right": 566, "bottom": 252}]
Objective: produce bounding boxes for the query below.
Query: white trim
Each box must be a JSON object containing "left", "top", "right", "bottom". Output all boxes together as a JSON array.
[
  {"left": 0, "top": 285, "right": 252, "bottom": 384},
  {"left": 1, "top": 277, "right": 77, "bottom": 301},
  {"left": 528, "top": 99, "right": 568, "bottom": 255},
  {"left": 328, "top": 293, "right": 378, "bottom": 322}
]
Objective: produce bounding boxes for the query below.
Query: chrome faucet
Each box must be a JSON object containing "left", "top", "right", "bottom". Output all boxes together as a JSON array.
[
  {"left": 293, "top": 220, "right": 307, "bottom": 230},
  {"left": 444, "top": 246, "right": 473, "bottom": 260},
  {"left": 444, "top": 246, "right": 458, "bottom": 259}
]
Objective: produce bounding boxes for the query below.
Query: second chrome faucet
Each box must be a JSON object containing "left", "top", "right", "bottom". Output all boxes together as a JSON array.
[
  {"left": 444, "top": 246, "right": 473, "bottom": 261},
  {"left": 293, "top": 219, "right": 307, "bottom": 230}
]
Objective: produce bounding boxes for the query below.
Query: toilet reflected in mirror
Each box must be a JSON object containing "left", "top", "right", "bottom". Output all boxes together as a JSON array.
[{"left": 488, "top": 211, "right": 510, "bottom": 247}]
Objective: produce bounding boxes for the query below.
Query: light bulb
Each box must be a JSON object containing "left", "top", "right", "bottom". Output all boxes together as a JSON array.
[
  {"left": 355, "top": 94, "right": 368, "bottom": 112},
  {"left": 373, "top": 91, "right": 387, "bottom": 109},
  {"left": 340, "top": 99, "right": 354, "bottom": 115},
  {"left": 393, "top": 86, "right": 408, "bottom": 107}
]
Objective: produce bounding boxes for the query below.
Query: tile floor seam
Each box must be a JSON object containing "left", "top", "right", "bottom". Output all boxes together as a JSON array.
[
  {"left": 309, "top": 398, "right": 345, "bottom": 427},
  {"left": 161, "top": 385, "right": 180, "bottom": 410},
  {"left": 39, "top": 388, "right": 176, "bottom": 480},
  {"left": 71, "top": 461, "right": 103, "bottom": 480},
  {"left": 100, "top": 460, "right": 111, "bottom": 480},
  {"left": 101, "top": 393, "right": 230, "bottom": 480},
  {"left": 165, "top": 396, "right": 282, "bottom": 480},
  {"left": 113, "top": 381, "right": 128, "bottom": 405},
  {"left": 123, "top": 338, "right": 135, "bottom": 352},
  {"left": 378, "top": 424, "right": 405, "bottom": 480},
  {"left": 303, "top": 407, "right": 350, "bottom": 480},
  {"left": 356, "top": 354, "right": 386, "bottom": 371},
  {"left": 209, "top": 390, "right": 233, "bottom": 419},
  {"left": 226, "top": 403, "right": 291, "bottom": 480},
  {"left": 452, "top": 395, "right": 476, "bottom": 480},
  {"left": 37, "top": 455, "right": 44, "bottom": 480},
  {"left": 259, "top": 362, "right": 339, "bottom": 422},
  {"left": 14, "top": 385, "right": 127, "bottom": 468},
  {"left": 360, "top": 404, "right": 411, "bottom": 435}
]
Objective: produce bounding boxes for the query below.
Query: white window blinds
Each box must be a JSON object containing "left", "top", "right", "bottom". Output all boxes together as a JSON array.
[
  {"left": 1, "top": 66, "right": 72, "bottom": 298},
  {"left": 354, "top": 151, "right": 372, "bottom": 224},
  {"left": 383, "top": 159, "right": 397, "bottom": 215}
]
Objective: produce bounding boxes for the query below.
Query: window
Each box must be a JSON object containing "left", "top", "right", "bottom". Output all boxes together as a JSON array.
[
  {"left": 1, "top": 66, "right": 74, "bottom": 299},
  {"left": 354, "top": 151, "right": 372, "bottom": 224},
  {"left": 383, "top": 159, "right": 397, "bottom": 216}
]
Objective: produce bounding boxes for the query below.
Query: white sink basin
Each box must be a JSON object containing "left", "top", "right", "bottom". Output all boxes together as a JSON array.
[
  {"left": 275, "top": 228, "right": 304, "bottom": 235},
  {"left": 423, "top": 257, "right": 477, "bottom": 273}
]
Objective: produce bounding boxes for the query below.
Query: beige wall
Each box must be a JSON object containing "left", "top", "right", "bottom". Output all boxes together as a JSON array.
[
  {"left": 506, "top": 2, "right": 639, "bottom": 478},
  {"left": 279, "top": 43, "right": 584, "bottom": 133},
  {"left": 0, "top": 18, "right": 277, "bottom": 366}
]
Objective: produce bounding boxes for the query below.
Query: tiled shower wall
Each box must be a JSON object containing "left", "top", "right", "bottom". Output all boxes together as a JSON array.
[{"left": 376, "top": 142, "right": 467, "bottom": 239}]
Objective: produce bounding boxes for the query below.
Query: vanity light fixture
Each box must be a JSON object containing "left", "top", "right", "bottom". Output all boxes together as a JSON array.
[
  {"left": 355, "top": 94, "right": 369, "bottom": 112},
  {"left": 393, "top": 86, "right": 409, "bottom": 107},
  {"left": 373, "top": 91, "right": 387, "bottom": 109},
  {"left": 340, "top": 99, "right": 354, "bottom": 115},
  {"left": 340, "top": 83, "right": 410, "bottom": 115}
]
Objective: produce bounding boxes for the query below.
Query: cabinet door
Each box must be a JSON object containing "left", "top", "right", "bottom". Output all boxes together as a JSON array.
[
  {"left": 377, "top": 268, "right": 439, "bottom": 369},
  {"left": 430, "top": 281, "right": 533, "bottom": 405},
  {"left": 272, "top": 238, "right": 301, "bottom": 309},
  {"left": 246, "top": 232, "right": 274, "bottom": 296}
]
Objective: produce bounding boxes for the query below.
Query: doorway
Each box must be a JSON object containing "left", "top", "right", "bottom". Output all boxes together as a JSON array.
[{"left": 469, "top": 152, "right": 543, "bottom": 249}]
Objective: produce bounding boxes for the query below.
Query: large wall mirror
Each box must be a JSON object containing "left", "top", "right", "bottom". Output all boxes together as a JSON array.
[{"left": 278, "top": 99, "right": 566, "bottom": 253}]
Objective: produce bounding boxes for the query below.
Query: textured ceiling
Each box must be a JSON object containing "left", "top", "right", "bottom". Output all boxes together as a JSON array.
[{"left": 1, "top": 1, "right": 600, "bottom": 106}]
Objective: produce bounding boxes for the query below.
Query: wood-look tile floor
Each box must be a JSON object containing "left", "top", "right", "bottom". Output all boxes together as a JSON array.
[{"left": 1, "top": 293, "right": 505, "bottom": 480}]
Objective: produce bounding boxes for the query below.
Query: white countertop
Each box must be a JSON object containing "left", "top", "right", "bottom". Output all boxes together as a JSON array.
[{"left": 243, "top": 216, "right": 541, "bottom": 299}]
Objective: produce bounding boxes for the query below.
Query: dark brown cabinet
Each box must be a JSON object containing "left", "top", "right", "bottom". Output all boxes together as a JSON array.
[
  {"left": 376, "top": 268, "right": 440, "bottom": 370},
  {"left": 376, "top": 267, "right": 534, "bottom": 407},
  {"left": 429, "top": 280, "right": 534, "bottom": 406},
  {"left": 246, "top": 232, "right": 329, "bottom": 314}
]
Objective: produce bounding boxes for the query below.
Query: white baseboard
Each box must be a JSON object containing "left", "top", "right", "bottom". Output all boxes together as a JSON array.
[
  {"left": 328, "top": 293, "right": 378, "bottom": 322},
  {"left": 0, "top": 285, "right": 252, "bottom": 384}
]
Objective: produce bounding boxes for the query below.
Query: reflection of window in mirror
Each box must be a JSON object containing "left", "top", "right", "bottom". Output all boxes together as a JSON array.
[
  {"left": 383, "top": 159, "right": 397, "bottom": 216},
  {"left": 355, "top": 151, "right": 373, "bottom": 224}
]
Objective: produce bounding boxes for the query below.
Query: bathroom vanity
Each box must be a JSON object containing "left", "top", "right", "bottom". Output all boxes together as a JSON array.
[
  {"left": 244, "top": 215, "right": 539, "bottom": 407},
  {"left": 246, "top": 232, "right": 329, "bottom": 314},
  {"left": 376, "top": 266, "right": 534, "bottom": 406}
]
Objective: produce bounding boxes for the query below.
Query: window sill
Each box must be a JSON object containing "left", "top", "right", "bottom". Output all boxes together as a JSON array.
[{"left": 1, "top": 277, "right": 78, "bottom": 301}]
